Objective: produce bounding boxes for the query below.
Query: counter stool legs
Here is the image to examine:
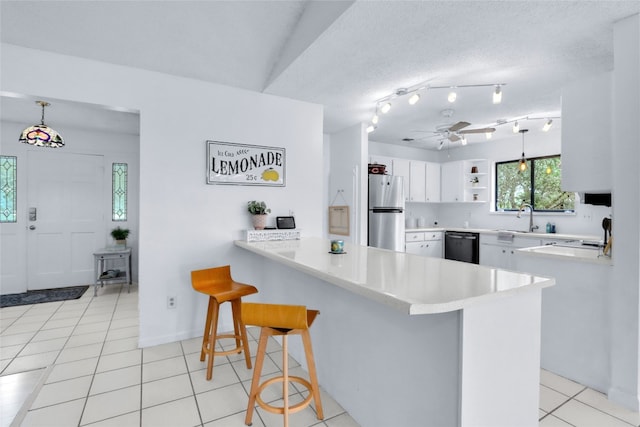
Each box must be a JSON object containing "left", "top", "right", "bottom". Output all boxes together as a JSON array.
[
  {"left": 245, "top": 328, "right": 270, "bottom": 426},
  {"left": 200, "top": 297, "right": 252, "bottom": 381},
  {"left": 245, "top": 325, "right": 323, "bottom": 427},
  {"left": 301, "top": 328, "right": 323, "bottom": 420}
]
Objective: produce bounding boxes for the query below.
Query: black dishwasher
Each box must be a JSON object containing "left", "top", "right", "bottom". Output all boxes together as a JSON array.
[{"left": 444, "top": 231, "right": 480, "bottom": 264}]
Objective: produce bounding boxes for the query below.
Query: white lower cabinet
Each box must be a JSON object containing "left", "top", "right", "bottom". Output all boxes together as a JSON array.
[
  {"left": 480, "top": 234, "right": 541, "bottom": 270},
  {"left": 405, "top": 232, "right": 443, "bottom": 258}
]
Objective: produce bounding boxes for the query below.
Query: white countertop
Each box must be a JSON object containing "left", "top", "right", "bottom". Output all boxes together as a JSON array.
[
  {"left": 235, "top": 237, "right": 555, "bottom": 315},
  {"left": 406, "top": 227, "right": 601, "bottom": 242},
  {"left": 517, "top": 245, "right": 613, "bottom": 265}
]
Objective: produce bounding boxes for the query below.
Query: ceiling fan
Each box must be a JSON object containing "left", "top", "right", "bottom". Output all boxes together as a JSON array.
[{"left": 432, "top": 121, "right": 496, "bottom": 142}]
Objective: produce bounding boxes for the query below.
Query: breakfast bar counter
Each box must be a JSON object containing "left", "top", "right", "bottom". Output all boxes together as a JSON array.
[{"left": 235, "top": 237, "right": 555, "bottom": 426}]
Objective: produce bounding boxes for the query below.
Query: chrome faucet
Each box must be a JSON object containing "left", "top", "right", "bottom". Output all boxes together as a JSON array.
[{"left": 517, "top": 203, "right": 539, "bottom": 232}]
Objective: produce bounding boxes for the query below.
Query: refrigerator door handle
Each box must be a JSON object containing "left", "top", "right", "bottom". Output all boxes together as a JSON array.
[{"left": 371, "top": 208, "right": 403, "bottom": 213}]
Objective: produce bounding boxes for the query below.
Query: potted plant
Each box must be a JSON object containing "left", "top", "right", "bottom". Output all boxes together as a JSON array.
[
  {"left": 110, "top": 226, "right": 130, "bottom": 247},
  {"left": 247, "top": 201, "right": 270, "bottom": 230}
]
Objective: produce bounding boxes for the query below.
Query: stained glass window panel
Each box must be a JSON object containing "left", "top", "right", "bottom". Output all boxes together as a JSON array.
[
  {"left": 112, "top": 163, "right": 128, "bottom": 221},
  {"left": 0, "top": 156, "right": 17, "bottom": 223}
]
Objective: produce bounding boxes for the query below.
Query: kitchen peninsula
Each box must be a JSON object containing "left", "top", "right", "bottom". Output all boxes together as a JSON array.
[
  {"left": 516, "top": 245, "right": 613, "bottom": 396},
  {"left": 235, "top": 237, "right": 555, "bottom": 427}
]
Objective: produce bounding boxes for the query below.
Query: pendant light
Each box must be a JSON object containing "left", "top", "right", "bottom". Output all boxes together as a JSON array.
[
  {"left": 19, "top": 101, "right": 65, "bottom": 148},
  {"left": 518, "top": 129, "right": 529, "bottom": 172}
]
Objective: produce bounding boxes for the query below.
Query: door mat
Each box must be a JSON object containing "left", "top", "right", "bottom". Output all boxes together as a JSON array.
[{"left": 1, "top": 285, "right": 89, "bottom": 308}]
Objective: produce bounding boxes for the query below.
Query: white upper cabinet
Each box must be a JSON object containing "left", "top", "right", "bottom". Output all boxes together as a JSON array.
[
  {"left": 425, "top": 162, "right": 441, "bottom": 202},
  {"left": 392, "top": 158, "right": 410, "bottom": 201},
  {"left": 409, "top": 161, "right": 426, "bottom": 202},
  {"left": 561, "top": 71, "right": 612, "bottom": 192},
  {"left": 441, "top": 161, "right": 463, "bottom": 202}
]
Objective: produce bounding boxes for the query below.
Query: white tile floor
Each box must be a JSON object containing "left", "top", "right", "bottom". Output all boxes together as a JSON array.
[{"left": 0, "top": 283, "right": 638, "bottom": 427}]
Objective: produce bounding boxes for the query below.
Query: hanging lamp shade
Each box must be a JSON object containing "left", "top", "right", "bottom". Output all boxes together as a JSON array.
[
  {"left": 19, "top": 101, "right": 65, "bottom": 148},
  {"left": 518, "top": 129, "right": 529, "bottom": 172}
]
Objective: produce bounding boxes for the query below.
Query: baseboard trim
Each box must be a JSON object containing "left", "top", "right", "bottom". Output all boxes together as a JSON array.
[
  {"left": 608, "top": 386, "right": 640, "bottom": 412},
  {"left": 138, "top": 328, "right": 201, "bottom": 348}
]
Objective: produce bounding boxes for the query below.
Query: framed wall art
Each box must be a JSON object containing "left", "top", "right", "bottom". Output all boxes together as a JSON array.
[
  {"left": 328, "top": 205, "right": 350, "bottom": 236},
  {"left": 206, "top": 140, "right": 286, "bottom": 186}
]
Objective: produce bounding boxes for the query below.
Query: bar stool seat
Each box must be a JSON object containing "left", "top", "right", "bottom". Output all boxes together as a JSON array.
[
  {"left": 242, "top": 302, "right": 323, "bottom": 427},
  {"left": 191, "top": 265, "right": 258, "bottom": 381}
]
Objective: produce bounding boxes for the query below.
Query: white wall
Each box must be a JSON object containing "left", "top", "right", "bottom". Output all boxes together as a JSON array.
[
  {"left": 1, "top": 44, "right": 324, "bottom": 347},
  {"left": 610, "top": 13, "right": 640, "bottom": 411},
  {"left": 328, "top": 123, "right": 367, "bottom": 245},
  {"left": 0, "top": 118, "right": 140, "bottom": 293}
]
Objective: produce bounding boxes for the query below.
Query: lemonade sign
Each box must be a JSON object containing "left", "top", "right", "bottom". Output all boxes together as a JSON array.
[{"left": 206, "top": 141, "right": 285, "bottom": 186}]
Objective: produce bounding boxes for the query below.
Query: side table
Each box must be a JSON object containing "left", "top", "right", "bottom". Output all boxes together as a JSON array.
[{"left": 93, "top": 247, "right": 132, "bottom": 296}]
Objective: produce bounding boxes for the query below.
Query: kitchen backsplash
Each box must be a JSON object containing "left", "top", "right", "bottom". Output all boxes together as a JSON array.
[{"left": 406, "top": 196, "right": 612, "bottom": 237}]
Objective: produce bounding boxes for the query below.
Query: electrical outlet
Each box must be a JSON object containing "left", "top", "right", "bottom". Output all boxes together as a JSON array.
[{"left": 167, "top": 296, "right": 177, "bottom": 309}]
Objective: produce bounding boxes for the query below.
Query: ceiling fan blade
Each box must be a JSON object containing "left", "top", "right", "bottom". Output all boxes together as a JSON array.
[
  {"left": 448, "top": 134, "right": 460, "bottom": 142},
  {"left": 448, "top": 121, "right": 471, "bottom": 132},
  {"left": 458, "top": 127, "right": 496, "bottom": 134}
]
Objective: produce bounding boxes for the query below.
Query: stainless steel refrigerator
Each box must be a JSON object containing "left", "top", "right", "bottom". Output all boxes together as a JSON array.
[{"left": 368, "top": 175, "right": 405, "bottom": 251}]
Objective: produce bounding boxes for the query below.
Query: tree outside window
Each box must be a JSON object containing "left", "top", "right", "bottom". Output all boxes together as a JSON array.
[{"left": 496, "top": 155, "right": 575, "bottom": 212}]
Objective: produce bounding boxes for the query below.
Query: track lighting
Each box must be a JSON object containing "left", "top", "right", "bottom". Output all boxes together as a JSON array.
[
  {"left": 460, "top": 135, "right": 467, "bottom": 146},
  {"left": 371, "top": 81, "right": 506, "bottom": 133},
  {"left": 485, "top": 132, "right": 492, "bottom": 139},
  {"left": 366, "top": 125, "right": 376, "bottom": 133},
  {"left": 518, "top": 129, "right": 529, "bottom": 172},
  {"left": 512, "top": 121, "right": 520, "bottom": 133},
  {"left": 371, "top": 114, "right": 379, "bottom": 125},
  {"left": 542, "top": 119, "right": 553, "bottom": 132},
  {"left": 493, "top": 85, "right": 502, "bottom": 104},
  {"left": 408, "top": 93, "right": 420, "bottom": 105},
  {"left": 437, "top": 140, "right": 445, "bottom": 150}
]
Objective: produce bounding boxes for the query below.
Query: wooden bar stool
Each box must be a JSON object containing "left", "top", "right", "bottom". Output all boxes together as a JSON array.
[
  {"left": 242, "top": 302, "right": 323, "bottom": 427},
  {"left": 191, "top": 265, "right": 258, "bottom": 381}
]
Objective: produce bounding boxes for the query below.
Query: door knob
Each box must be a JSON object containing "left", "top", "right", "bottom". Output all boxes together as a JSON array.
[{"left": 29, "top": 225, "right": 36, "bottom": 230}]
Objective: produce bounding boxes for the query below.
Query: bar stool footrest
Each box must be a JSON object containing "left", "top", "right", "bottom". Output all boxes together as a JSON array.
[
  {"left": 255, "top": 376, "right": 314, "bottom": 415},
  {"left": 203, "top": 333, "right": 245, "bottom": 357}
]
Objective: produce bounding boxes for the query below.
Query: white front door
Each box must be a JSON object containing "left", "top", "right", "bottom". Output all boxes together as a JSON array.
[{"left": 27, "top": 151, "right": 105, "bottom": 290}]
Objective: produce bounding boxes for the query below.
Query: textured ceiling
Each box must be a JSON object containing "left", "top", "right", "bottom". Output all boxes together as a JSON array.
[{"left": 2, "top": 1, "right": 639, "bottom": 150}]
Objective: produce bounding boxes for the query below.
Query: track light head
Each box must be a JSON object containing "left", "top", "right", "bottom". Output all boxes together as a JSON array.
[
  {"left": 542, "top": 119, "right": 553, "bottom": 132},
  {"left": 366, "top": 125, "right": 376, "bottom": 133},
  {"left": 512, "top": 121, "right": 520, "bottom": 133},
  {"left": 447, "top": 91, "right": 457, "bottom": 103},
  {"left": 493, "top": 85, "right": 502, "bottom": 104},
  {"left": 371, "top": 114, "right": 379, "bottom": 125},
  {"left": 380, "top": 102, "right": 391, "bottom": 114},
  {"left": 408, "top": 93, "right": 420, "bottom": 105}
]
